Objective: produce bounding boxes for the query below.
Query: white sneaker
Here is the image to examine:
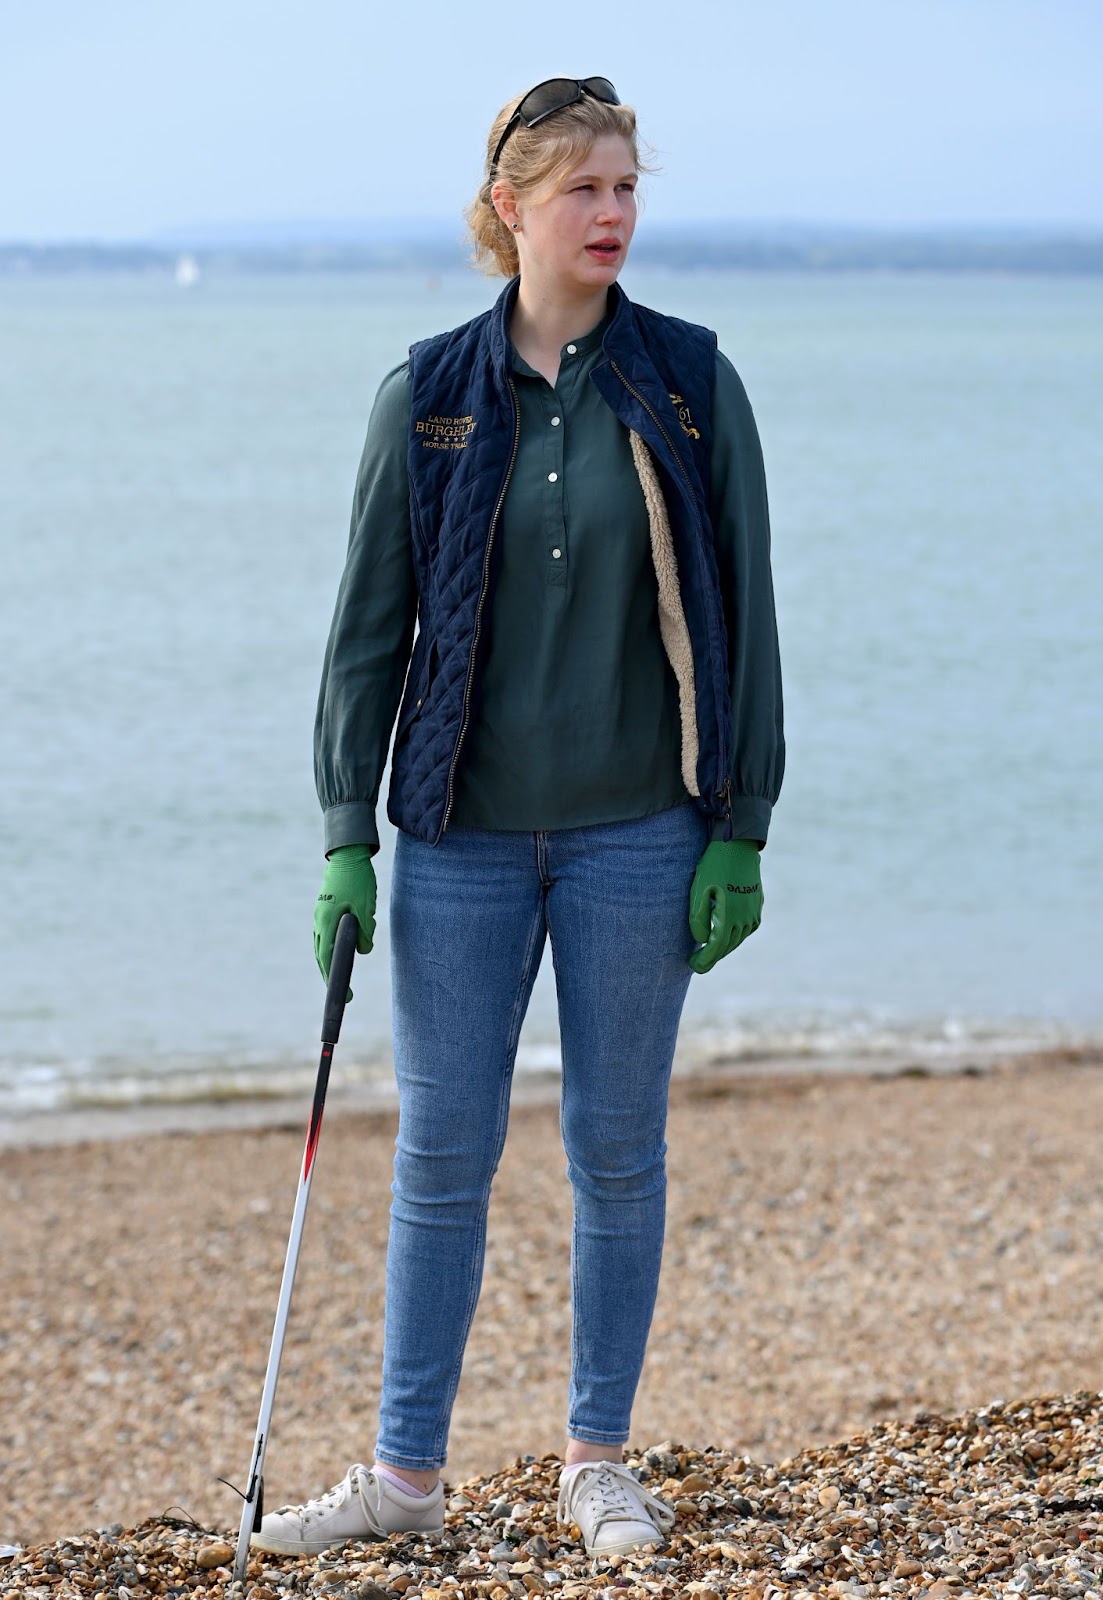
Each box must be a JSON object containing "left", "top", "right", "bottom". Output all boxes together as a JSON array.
[
  {"left": 251, "top": 1464, "right": 444, "bottom": 1555},
  {"left": 557, "top": 1460, "right": 675, "bottom": 1557}
]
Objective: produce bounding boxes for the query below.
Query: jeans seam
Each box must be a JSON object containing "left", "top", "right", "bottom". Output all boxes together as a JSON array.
[
  {"left": 557, "top": 911, "right": 680, "bottom": 1444},
  {"left": 547, "top": 928, "right": 589, "bottom": 1440},
  {"left": 535, "top": 829, "right": 551, "bottom": 887},
  {"left": 429, "top": 889, "right": 547, "bottom": 1462}
]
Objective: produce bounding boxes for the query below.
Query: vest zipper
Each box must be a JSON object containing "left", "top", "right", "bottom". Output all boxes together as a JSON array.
[
  {"left": 438, "top": 377, "right": 521, "bottom": 839},
  {"left": 610, "top": 360, "right": 732, "bottom": 826}
]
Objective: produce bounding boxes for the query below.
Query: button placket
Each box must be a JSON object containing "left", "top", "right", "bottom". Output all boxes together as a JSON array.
[{"left": 541, "top": 386, "right": 566, "bottom": 584}]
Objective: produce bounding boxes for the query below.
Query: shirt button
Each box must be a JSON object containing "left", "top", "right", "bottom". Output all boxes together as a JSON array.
[
  {"left": 551, "top": 548, "right": 562, "bottom": 559},
  {"left": 550, "top": 415, "right": 561, "bottom": 426},
  {"left": 565, "top": 343, "right": 577, "bottom": 354},
  {"left": 548, "top": 471, "right": 558, "bottom": 482}
]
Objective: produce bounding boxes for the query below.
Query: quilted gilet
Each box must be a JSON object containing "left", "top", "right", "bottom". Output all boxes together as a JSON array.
[{"left": 387, "top": 276, "right": 734, "bottom": 845}]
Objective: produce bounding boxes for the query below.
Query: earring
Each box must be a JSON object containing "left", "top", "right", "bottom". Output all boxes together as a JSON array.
[{"left": 512, "top": 222, "right": 521, "bottom": 232}]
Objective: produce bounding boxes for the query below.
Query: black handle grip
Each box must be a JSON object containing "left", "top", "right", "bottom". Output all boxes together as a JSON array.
[{"left": 322, "top": 913, "right": 359, "bottom": 1044}]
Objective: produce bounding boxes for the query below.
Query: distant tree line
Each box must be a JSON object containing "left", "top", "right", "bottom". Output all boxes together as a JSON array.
[{"left": 2, "top": 228, "right": 1102, "bottom": 276}]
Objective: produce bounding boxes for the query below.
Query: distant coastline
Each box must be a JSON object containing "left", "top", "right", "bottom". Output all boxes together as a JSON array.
[{"left": 3, "top": 223, "right": 1102, "bottom": 276}]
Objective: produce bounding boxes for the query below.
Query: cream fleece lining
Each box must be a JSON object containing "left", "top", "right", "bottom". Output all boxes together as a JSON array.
[{"left": 629, "top": 430, "right": 700, "bottom": 797}]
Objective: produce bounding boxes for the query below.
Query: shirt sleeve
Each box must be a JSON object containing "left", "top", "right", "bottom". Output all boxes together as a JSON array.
[
  {"left": 707, "top": 349, "right": 785, "bottom": 847},
  {"left": 313, "top": 362, "right": 418, "bottom": 855}
]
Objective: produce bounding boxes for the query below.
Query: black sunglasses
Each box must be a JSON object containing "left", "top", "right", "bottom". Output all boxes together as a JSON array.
[{"left": 490, "top": 76, "right": 621, "bottom": 172}]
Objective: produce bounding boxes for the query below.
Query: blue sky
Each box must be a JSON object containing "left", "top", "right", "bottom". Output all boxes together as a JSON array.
[{"left": 3, "top": 0, "right": 1101, "bottom": 240}]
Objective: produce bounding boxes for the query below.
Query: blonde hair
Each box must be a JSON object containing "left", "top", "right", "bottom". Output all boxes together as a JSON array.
[{"left": 466, "top": 88, "right": 647, "bottom": 277}]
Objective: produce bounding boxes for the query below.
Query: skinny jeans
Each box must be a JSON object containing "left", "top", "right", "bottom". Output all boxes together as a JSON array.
[{"left": 374, "top": 799, "right": 706, "bottom": 1471}]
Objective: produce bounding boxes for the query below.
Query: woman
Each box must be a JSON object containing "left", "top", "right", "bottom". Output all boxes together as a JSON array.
[{"left": 256, "top": 76, "right": 783, "bottom": 1562}]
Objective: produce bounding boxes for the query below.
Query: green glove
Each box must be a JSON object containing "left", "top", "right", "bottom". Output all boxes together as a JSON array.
[
  {"left": 314, "top": 844, "right": 377, "bottom": 987},
  {"left": 688, "top": 839, "right": 764, "bottom": 975}
]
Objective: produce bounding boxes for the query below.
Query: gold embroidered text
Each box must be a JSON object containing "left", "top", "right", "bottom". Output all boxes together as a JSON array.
[
  {"left": 416, "top": 414, "right": 477, "bottom": 450},
  {"left": 669, "top": 394, "right": 701, "bottom": 441}
]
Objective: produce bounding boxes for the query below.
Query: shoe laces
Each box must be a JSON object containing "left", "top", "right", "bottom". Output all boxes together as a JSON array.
[
  {"left": 279, "top": 1463, "right": 363, "bottom": 1525},
  {"left": 558, "top": 1460, "right": 674, "bottom": 1531}
]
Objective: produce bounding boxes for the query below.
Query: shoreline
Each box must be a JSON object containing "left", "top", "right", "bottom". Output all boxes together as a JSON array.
[{"left": 3, "top": 1041, "right": 1100, "bottom": 1151}]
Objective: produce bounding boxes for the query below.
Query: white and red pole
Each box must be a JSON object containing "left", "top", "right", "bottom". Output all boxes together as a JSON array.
[{"left": 232, "top": 913, "right": 360, "bottom": 1584}]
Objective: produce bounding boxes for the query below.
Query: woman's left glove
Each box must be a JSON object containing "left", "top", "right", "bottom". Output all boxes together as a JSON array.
[
  {"left": 688, "top": 839, "right": 763, "bottom": 975},
  {"left": 314, "top": 844, "right": 377, "bottom": 985}
]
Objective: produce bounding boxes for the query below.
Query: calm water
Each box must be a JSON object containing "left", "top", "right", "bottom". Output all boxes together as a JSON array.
[{"left": 1, "top": 268, "right": 1101, "bottom": 1114}]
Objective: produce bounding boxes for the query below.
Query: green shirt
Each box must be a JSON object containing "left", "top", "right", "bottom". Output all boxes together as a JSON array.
[
  {"left": 450, "top": 316, "right": 688, "bottom": 830},
  {"left": 316, "top": 319, "right": 782, "bottom": 853}
]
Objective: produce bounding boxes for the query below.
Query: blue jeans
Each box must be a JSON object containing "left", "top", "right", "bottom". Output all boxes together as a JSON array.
[{"left": 375, "top": 800, "right": 707, "bottom": 1470}]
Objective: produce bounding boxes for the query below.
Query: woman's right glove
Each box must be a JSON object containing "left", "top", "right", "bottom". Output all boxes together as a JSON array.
[{"left": 313, "top": 844, "right": 377, "bottom": 985}]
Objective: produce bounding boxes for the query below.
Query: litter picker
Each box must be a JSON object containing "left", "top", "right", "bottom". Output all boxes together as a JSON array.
[{"left": 231, "top": 912, "right": 360, "bottom": 1584}]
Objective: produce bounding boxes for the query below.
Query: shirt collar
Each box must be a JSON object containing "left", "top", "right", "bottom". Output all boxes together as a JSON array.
[{"left": 509, "top": 309, "right": 612, "bottom": 377}]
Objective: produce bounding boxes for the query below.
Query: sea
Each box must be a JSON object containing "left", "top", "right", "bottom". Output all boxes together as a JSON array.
[{"left": 1, "top": 267, "right": 1101, "bottom": 1119}]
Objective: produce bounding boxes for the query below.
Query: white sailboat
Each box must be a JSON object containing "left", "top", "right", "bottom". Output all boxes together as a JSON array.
[{"left": 174, "top": 253, "right": 200, "bottom": 287}]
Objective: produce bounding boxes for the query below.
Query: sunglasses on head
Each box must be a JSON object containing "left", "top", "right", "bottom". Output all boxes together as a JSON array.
[{"left": 490, "top": 76, "right": 621, "bottom": 172}]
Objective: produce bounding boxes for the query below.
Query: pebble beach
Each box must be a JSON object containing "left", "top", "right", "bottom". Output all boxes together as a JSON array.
[{"left": 3, "top": 1046, "right": 1103, "bottom": 1597}]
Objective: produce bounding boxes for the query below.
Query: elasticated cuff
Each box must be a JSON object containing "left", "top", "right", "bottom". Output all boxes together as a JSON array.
[
  {"left": 323, "top": 800, "right": 380, "bottom": 857},
  {"left": 709, "top": 794, "right": 773, "bottom": 849}
]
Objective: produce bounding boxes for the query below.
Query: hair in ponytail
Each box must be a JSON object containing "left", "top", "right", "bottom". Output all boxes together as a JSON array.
[{"left": 466, "top": 89, "right": 647, "bottom": 276}]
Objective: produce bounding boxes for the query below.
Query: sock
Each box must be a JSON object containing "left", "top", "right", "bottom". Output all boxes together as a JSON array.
[{"left": 373, "top": 1464, "right": 432, "bottom": 1499}]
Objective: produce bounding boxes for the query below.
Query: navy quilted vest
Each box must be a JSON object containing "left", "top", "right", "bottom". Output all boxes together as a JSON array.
[{"left": 387, "top": 277, "right": 733, "bottom": 845}]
